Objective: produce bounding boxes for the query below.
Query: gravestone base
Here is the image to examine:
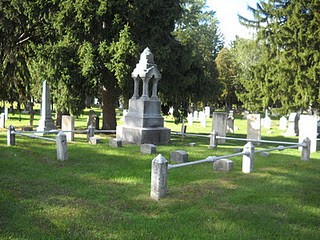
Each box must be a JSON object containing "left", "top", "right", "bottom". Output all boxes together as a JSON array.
[
  {"left": 37, "top": 119, "right": 55, "bottom": 133},
  {"left": 117, "top": 126, "right": 170, "bottom": 145}
]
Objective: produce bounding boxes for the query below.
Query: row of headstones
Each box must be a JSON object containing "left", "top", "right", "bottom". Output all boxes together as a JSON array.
[{"left": 214, "top": 113, "right": 318, "bottom": 152}]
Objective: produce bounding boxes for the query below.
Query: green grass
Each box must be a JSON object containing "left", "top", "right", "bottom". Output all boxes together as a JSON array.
[{"left": 1, "top": 111, "right": 320, "bottom": 239}]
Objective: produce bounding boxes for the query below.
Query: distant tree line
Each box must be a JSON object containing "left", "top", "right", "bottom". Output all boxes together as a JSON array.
[{"left": 216, "top": 0, "right": 319, "bottom": 115}]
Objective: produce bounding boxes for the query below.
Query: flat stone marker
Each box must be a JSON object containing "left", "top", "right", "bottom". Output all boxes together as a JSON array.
[
  {"left": 109, "top": 138, "right": 122, "bottom": 148},
  {"left": 140, "top": 144, "right": 157, "bottom": 154},
  {"left": 170, "top": 150, "right": 188, "bottom": 163},
  {"left": 213, "top": 159, "right": 233, "bottom": 171}
]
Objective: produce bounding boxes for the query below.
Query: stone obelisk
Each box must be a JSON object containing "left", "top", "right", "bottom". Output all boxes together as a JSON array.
[{"left": 37, "top": 80, "right": 55, "bottom": 132}]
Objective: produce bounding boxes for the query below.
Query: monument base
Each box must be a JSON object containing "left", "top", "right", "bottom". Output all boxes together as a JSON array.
[
  {"left": 36, "top": 118, "right": 55, "bottom": 134},
  {"left": 117, "top": 126, "right": 171, "bottom": 145}
]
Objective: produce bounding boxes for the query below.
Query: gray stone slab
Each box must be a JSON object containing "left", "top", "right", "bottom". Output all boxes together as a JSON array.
[
  {"left": 89, "top": 137, "right": 101, "bottom": 145},
  {"left": 109, "top": 138, "right": 122, "bottom": 147},
  {"left": 170, "top": 150, "right": 188, "bottom": 163},
  {"left": 213, "top": 159, "right": 233, "bottom": 171},
  {"left": 140, "top": 144, "right": 157, "bottom": 154}
]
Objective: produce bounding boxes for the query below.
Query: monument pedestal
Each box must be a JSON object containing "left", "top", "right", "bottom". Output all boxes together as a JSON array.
[
  {"left": 116, "top": 48, "right": 171, "bottom": 145},
  {"left": 117, "top": 126, "right": 170, "bottom": 144},
  {"left": 117, "top": 98, "right": 170, "bottom": 144}
]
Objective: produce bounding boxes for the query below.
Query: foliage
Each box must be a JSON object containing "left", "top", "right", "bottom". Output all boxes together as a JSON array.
[
  {"left": 215, "top": 48, "right": 239, "bottom": 110},
  {"left": 238, "top": 0, "right": 320, "bottom": 114},
  {"left": 173, "top": 0, "right": 223, "bottom": 111},
  {"left": 0, "top": 0, "right": 34, "bottom": 107}
]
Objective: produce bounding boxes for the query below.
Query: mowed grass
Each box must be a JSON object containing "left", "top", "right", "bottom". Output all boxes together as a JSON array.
[{"left": 1, "top": 111, "right": 320, "bottom": 239}]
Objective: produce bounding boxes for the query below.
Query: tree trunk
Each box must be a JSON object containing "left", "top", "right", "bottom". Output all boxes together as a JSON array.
[
  {"left": 100, "top": 66, "right": 118, "bottom": 130},
  {"left": 102, "top": 85, "right": 117, "bottom": 130}
]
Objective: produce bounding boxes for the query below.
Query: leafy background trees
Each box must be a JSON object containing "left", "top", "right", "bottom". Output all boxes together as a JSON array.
[{"left": 1, "top": 0, "right": 319, "bottom": 128}]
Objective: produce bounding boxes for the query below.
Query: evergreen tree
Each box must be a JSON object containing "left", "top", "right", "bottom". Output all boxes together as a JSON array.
[
  {"left": 173, "top": 0, "right": 223, "bottom": 117},
  {"left": 0, "top": 0, "right": 33, "bottom": 108},
  {"left": 239, "top": 0, "right": 320, "bottom": 113}
]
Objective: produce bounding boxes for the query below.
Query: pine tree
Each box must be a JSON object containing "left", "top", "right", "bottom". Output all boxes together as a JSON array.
[{"left": 238, "top": 0, "right": 320, "bottom": 113}]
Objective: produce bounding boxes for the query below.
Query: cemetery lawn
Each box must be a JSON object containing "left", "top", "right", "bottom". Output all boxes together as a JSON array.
[{"left": 1, "top": 112, "right": 320, "bottom": 239}]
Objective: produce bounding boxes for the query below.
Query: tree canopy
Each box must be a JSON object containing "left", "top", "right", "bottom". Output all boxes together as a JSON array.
[
  {"left": 238, "top": 0, "right": 320, "bottom": 114},
  {"left": 0, "top": 0, "right": 223, "bottom": 126}
]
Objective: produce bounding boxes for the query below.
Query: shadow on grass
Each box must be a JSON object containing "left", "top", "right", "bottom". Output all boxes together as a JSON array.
[{"left": 0, "top": 132, "right": 320, "bottom": 239}]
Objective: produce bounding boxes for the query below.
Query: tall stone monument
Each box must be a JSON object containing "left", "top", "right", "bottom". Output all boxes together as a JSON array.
[
  {"left": 37, "top": 80, "right": 55, "bottom": 132},
  {"left": 116, "top": 48, "right": 171, "bottom": 144}
]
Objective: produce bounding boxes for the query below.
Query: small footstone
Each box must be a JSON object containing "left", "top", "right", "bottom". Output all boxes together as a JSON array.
[
  {"left": 109, "top": 138, "right": 122, "bottom": 147},
  {"left": 89, "top": 137, "right": 101, "bottom": 145},
  {"left": 140, "top": 144, "right": 157, "bottom": 154},
  {"left": 213, "top": 159, "right": 233, "bottom": 171},
  {"left": 170, "top": 150, "right": 188, "bottom": 163}
]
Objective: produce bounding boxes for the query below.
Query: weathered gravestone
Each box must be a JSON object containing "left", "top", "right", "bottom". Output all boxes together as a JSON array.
[
  {"left": 227, "top": 117, "right": 234, "bottom": 133},
  {"left": 87, "top": 110, "right": 99, "bottom": 129},
  {"left": 213, "top": 159, "right": 233, "bottom": 171},
  {"left": 61, "top": 115, "right": 75, "bottom": 142},
  {"left": 140, "top": 144, "right": 157, "bottom": 154},
  {"left": 170, "top": 150, "right": 188, "bottom": 163},
  {"left": 298, "top": 115, "right": 317, "bottom": 152},
  {"left": 212, "top": 112, "right": 228, "bottom": 144},
  {"left": 37, "top": 80, "right": 55, "bottom": 133},
  {"left": 116, "top": 48, "right": 171, "bottom": 144},
  {"left": 247, "top": 114, "right": 261, "bottom": 144}
]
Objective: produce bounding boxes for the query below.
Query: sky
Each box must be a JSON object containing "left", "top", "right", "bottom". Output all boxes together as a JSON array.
[{"left": 206, "top": 0, "right": 259, "bottom": 45}]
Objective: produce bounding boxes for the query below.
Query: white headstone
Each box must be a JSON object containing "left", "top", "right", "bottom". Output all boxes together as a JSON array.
[
  {"left": 4, "top": 108, "right": 8, "bottom": 120},
  {"left": 0, "top": 113, "right": 5, "bottom": 128},
  {"left": 199, "top": 111, "right": 206, "bottom": 127},
  {"left": 247, "top": 114, "right": 261, "bottom": 144},
  {"left": 279, "top": 116, "right": 287, "bottom": 130},
  {"left": 264, "top": 116, "right": 272, "bottom": 129},
  {"left": 298, "top": 115, "right": 317, "bottom": 152},
  {"left": 169, "top": 107, "right": 174, "bottom": 115},
  {"left": 204, "top": 106, "right": 210, "bottom": 118},
  {"left": 187, "top": 113, "right": 193, "bottom": 126},
  {"left": 62, "top": 115, "right": 75, "bottom": 142},
  {"left": 193, "top": 111, "right": 198, "bottom": 121}
]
